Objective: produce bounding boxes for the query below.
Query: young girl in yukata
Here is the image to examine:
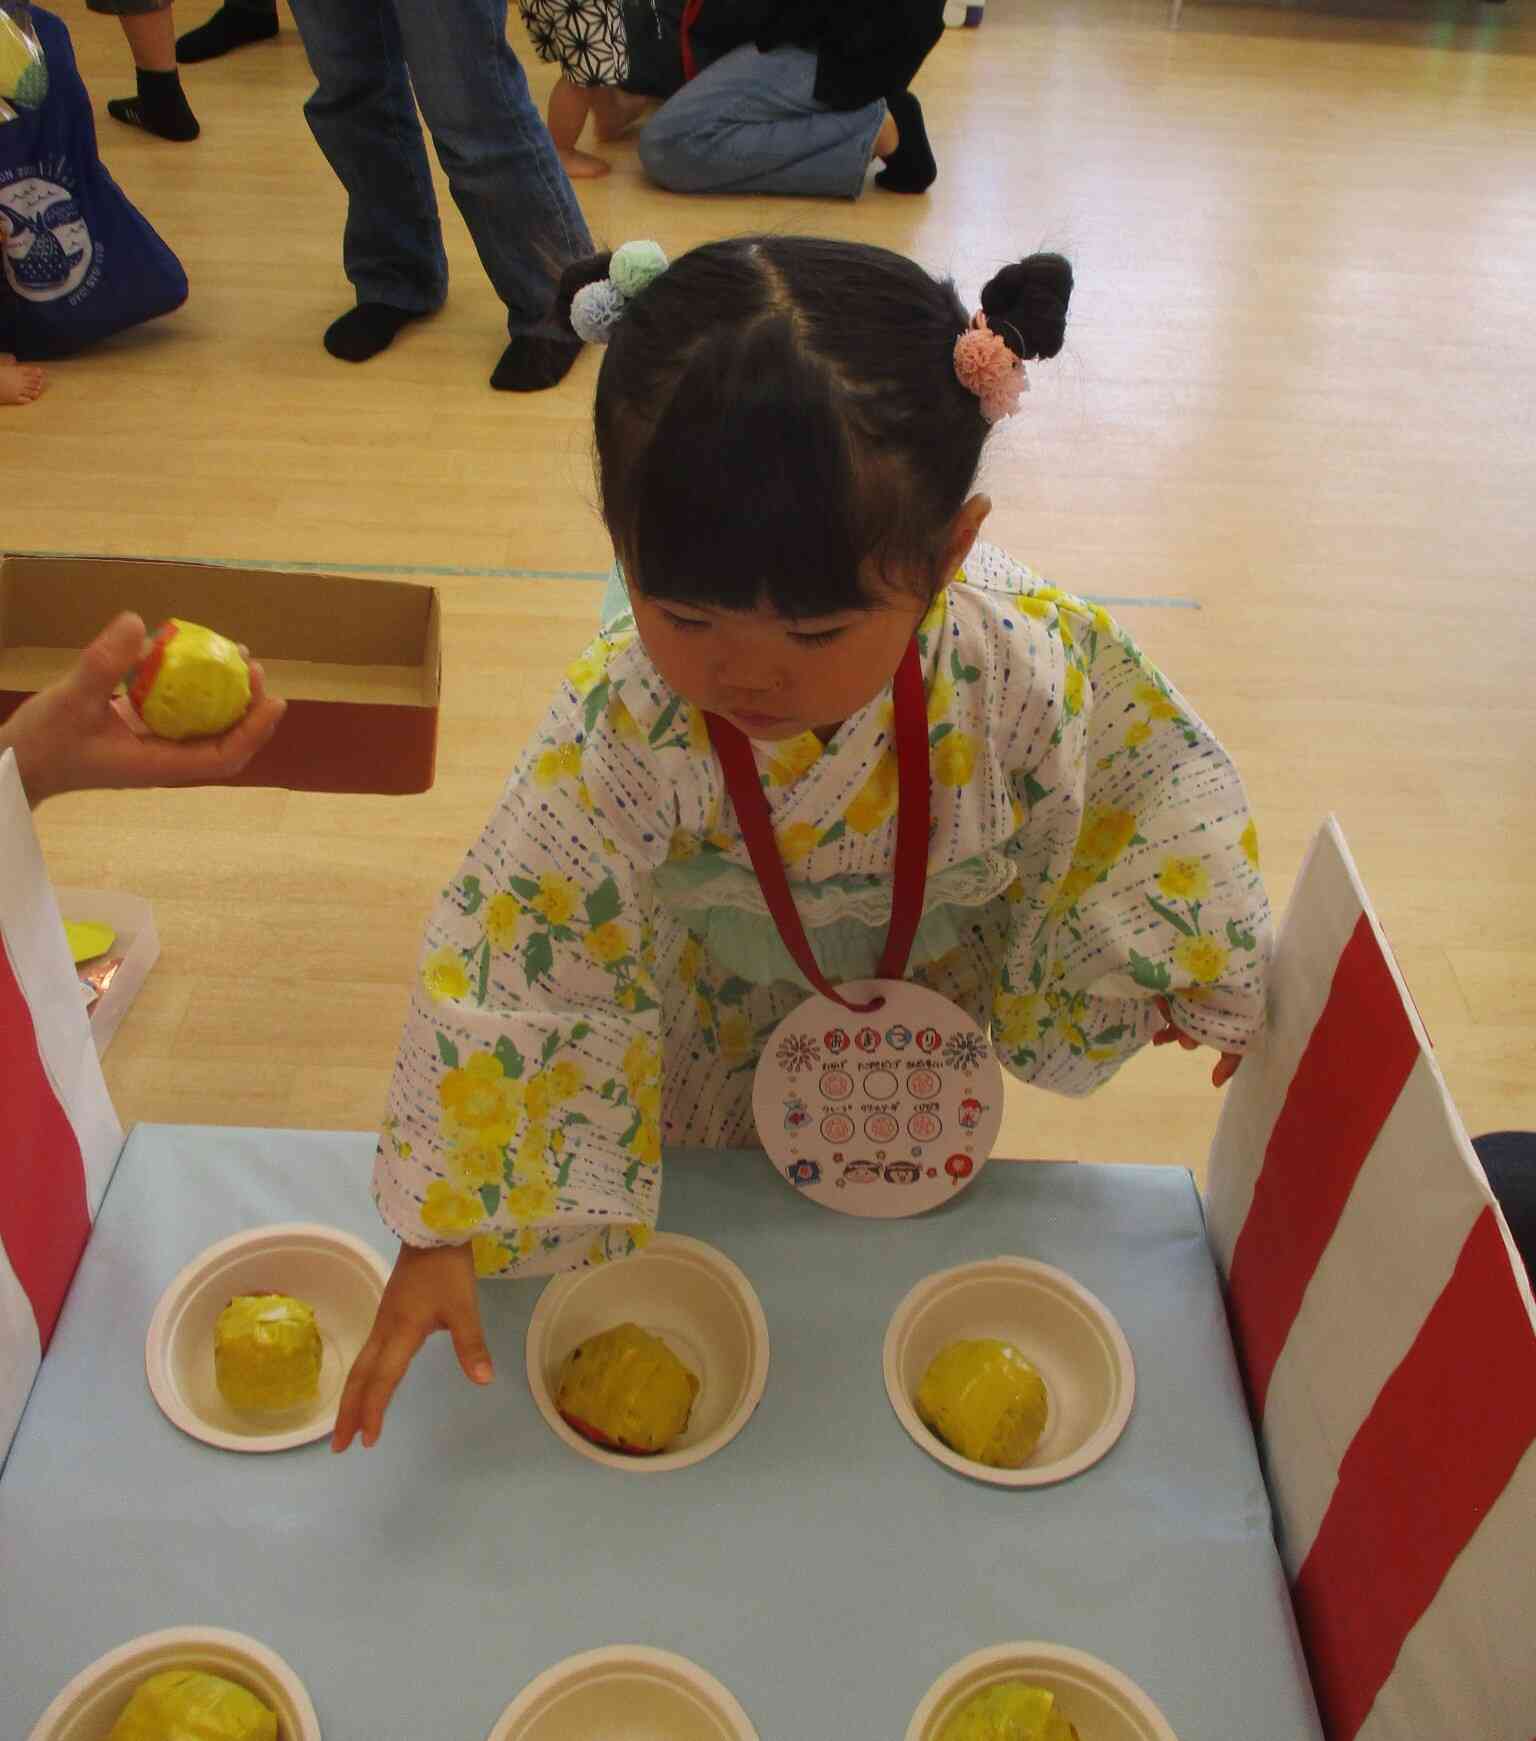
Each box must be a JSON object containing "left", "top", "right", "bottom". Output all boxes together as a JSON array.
[{"left": 333, "top": 234, "right": 1272, "bottom": 1451}]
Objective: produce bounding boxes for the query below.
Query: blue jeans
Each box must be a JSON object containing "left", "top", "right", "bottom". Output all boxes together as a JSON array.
[
  {"left": 287, "top": 0, "right": 591, "bottom": 334},
  {"left": 638, "top": 44, "right": 886, "bottom": 201}
]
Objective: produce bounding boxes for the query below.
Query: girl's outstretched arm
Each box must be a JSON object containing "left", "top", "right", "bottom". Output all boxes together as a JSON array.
[{"left": 340, "top": 629, "right": 690, "bottom": 1444}]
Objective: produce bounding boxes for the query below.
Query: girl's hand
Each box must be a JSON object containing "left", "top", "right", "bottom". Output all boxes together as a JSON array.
[
  {"left": 1152, "top": 994, "right": 1245, "bottom": 1088},
  {"left": 332, "top": 1241, "right": 493, "bottom": 1452},
  {"left": 3, "top": 612, "right": 285, "bottom": 806}
]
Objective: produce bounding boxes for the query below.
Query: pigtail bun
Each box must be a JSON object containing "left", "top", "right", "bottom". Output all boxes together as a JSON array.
[
  {"left": 555, "top": 251, "right": 615, "bottom": 334},
  {"left": 979, "top": 253, "right": 1073, "bottom": 360}
]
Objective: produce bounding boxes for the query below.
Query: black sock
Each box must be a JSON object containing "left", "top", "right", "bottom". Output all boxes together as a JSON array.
[
  {"left": 107, "top": 69, "right": 200, "bottom": 142},
  {"left": 324, "top": 303, "right": 426, "bottom": 362},
  {"left": 489, "top": 334, "right": 582, "bottom": 392},
  {"left": 875, "top": 89, "right": 936, "bottom": 194},
  {"left": 176, "top": 3, "right": 279, "bottom": 63}
]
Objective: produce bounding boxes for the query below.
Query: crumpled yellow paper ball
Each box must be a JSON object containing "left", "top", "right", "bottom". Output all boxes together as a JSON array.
[
  {"left": 129, "top": 619, "right": 251, "bottom": 741},
  {"left": 107, "top": 1669, "right": 278, "bottom": 1741},
  {"left": 556, "top": 1322, "right": 698, "bottom": 1455},
  {"left": 937, "top": 1681, "right": 1080, "bottom": 1741},
  {"left": 916, "top": 1339, "right": 1049, "bottom": 1468},
  {"left": 214, "top": 1293, "right": 322, "bottom": 1413}
]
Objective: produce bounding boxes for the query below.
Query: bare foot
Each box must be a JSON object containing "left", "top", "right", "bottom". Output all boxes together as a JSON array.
[
  {"left": 558, "top": 145, "right": 611, "bottom": 180},
  {"left": 1, "top": 353, "right": 47, "bottom": 406},
  {"left": 592, "top": 88, "right": 652, "bottom": 142},
  {"left": 874, "top": 112, "right": 900, "bottom": 160}
]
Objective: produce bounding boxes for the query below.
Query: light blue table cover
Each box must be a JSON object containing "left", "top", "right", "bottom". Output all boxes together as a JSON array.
[{"left": 3, "top": 1127, "right": 1322, "bottom": 1741}]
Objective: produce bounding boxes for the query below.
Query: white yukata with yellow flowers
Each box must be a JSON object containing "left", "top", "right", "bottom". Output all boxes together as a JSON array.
[{"left": 375, "top": 542, "right": 1271, "bottom": 1279}]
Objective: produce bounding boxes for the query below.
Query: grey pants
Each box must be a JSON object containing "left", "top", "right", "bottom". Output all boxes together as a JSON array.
[{"left": 638, "top": 43, "right": 885, "bottom": 200}]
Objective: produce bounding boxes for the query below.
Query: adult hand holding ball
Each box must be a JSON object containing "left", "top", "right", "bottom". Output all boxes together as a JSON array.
[
  {"left": 129, "top": 619, "right": 253, "bottom": 741},
  {"left": 1, "top": 613, "right": 284, "bottom": 806}
]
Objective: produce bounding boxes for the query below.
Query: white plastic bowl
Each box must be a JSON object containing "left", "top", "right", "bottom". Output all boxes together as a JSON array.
[
  {"left": 907, "top": 1641, "right": 1178, "bottom": 1741},
  {"left": 145, "top": 1222, "right": 390, "bottom": 1452},
  {"left": 884, "top": 1258, "right": 1135, "bottom": 1487},
  {"left": 526, "top": 1234, "right": 769, "bottom": 1473},
  {"left": 488, "top": 1646, "right": 758, "bottom": 1741},
  {"left": 27, "top": 1626, "right": 321, "bottom": 1741}
]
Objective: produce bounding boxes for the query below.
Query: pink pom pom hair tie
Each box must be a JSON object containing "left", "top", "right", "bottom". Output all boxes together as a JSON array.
[{"left": 953, "top": 311, "right": 1029, "bottom": 424}]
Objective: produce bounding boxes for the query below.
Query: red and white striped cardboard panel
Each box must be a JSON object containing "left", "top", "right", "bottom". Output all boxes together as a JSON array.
[
  {"left": 1206, "top": 816, "right": 1536, "bottom": 1741},
  {"left": 0, "top": 750, "right": 124, "bottom": 1466}
]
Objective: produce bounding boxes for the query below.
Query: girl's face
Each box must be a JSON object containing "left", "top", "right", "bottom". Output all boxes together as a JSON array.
[
  {"left": 626, "top": 496, "right": 990, "bottom": 743},
  {"left": 630, "top": 588, "right": 928, "bottom": 742}
]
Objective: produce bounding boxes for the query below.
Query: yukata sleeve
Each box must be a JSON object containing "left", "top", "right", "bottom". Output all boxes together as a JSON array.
[
  {"left": 992, "top": 589, "right": 1272, "bottom": 1096},
  {"left": 373, "top": 656, "right": 671, "bottom": 1280}
]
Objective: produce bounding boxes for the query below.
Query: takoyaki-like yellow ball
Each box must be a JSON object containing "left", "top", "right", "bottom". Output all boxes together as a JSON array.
[
  {"left": 556, "top": 1322, "right": 699, "bottom": 1455},
  {"left": 916, "top": 1339, "right": 1048, "bottom": 1469}
]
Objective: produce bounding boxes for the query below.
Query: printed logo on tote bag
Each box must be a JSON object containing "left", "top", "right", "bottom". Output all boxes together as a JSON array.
[{"left": 0, "top": 165, "right": 96, "bottom": 302}]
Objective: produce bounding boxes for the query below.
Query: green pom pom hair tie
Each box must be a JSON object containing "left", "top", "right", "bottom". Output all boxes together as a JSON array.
[{"left": 570, "top": 240, "right": 670, "bottom": 345}]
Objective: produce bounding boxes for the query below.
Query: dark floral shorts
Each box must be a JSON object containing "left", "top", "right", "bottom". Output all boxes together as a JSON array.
[{"left": 519, "top": 0, "right": 628, "bottom": 87}]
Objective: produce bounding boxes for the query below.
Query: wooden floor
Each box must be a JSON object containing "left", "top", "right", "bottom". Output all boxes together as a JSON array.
[{"left": 15, "top": 0, "right": 1536, "bottom": 1182}]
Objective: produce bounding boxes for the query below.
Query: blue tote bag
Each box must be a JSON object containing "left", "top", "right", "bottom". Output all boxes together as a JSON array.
[{"left": 0, "top": 6, "right": 186, "bottom": 359}]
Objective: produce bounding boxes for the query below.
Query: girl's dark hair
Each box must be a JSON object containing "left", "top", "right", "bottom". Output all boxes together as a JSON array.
[{"left": 555, "top": 236, "right": 1072, "bottom": 618}]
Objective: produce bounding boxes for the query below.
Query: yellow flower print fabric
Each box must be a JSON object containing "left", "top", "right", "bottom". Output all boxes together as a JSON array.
[
  {"left": 376, "top": 543, "right": 1269, "bottom": 1276},
  {"left": 984, "top": 546, "right": 1270, "bottom": 1090},
  {"left": 377, "top": 623, "right": 674, "bottom": 1277}
]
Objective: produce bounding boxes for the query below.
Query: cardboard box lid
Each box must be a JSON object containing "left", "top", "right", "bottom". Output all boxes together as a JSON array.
[
  {"left": 0, "top": 555, "right": 441, "bottom": 794},
  {"left": 0, "top": 555, "right": 440, "bottom": 707}
]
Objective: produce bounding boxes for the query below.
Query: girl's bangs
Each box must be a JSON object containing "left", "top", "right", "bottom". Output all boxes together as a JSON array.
[
  {"left": 626, "top": 442, "right": 879, "bottom": 619},
  {"left": 607, "top": 314, "right": 885, "bottom": 619}
]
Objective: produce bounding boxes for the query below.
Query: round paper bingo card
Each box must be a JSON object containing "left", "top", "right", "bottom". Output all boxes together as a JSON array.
[{"left": 753, "top": 979, "right": 1003, "bottom": 1218}]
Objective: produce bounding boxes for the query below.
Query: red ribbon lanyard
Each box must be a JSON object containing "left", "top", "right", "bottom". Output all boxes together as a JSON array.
[{"left": 705, "top": 640, "right": 931, "bottom": 1014}]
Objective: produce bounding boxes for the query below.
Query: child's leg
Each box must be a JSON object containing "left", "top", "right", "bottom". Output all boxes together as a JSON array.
[
  {"left": 1, "top": 354, "right": 48, "bottom": 407},
  {"left": 118, "top": 3, "right": 178, "bottom": 66},
  {"left": 589, "top": 84, "right": 651, "bottom": 142},
  {"left": 107, "top": 2, "right": 201, "bottom": 141},
  {"left": 546, "top": 74, "right": 610, "bottom": 179}
]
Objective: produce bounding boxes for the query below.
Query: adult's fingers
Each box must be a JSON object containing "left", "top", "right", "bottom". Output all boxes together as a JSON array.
[
  {"left": 70, "top": 613, "right": 149, "bottom": 707},
  {"left": 203, "top": 663, "right": 284, "bottom": 774},
  {"left": 136, "top": 691, "right": 287, "bottom": 788},
  {"left": 208, "top": 685, "right": 286, "bottom": 774}
]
